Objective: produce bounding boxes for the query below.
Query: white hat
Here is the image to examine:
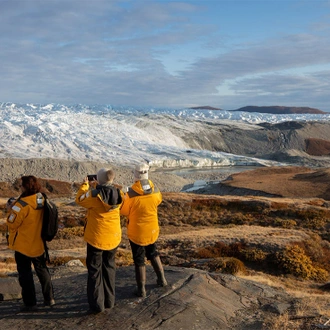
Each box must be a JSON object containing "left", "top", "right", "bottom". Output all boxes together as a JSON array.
[{"left": 134, "top": 163, "right": 149, "bottom": 181}]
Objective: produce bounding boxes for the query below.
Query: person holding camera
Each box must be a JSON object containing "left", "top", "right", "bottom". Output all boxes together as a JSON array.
[
  {"left": 120, "top": 163, "right": 167, "bottom": 298},
  {"left": 75, "top": 168, "right": 123, "bottom": 313},
  {"left": 6, "top": 176, "right": 55, "bottom": 312}
]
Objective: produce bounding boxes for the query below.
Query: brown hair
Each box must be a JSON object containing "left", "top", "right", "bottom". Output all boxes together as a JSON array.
[
  {"left": 20, "top": 175, "right": 41, "bottom": 197},
  {"left": 105, "top": 170, "right": 115, "bottom": 183}
]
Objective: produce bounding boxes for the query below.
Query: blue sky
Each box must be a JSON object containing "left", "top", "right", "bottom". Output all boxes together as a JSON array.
[{"left": 1, "top": 0, "right": 330, "bottom": 111}]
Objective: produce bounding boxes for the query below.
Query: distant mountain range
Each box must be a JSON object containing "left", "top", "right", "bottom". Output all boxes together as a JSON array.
[
  {"left": 189, "top": 105, "right": 326, "bottom": 114},
  {"left": 233, "top": 106, "right": 326, "bottom": 114},
  {"left": 189, "top": 105, "right": 222, "bottom": 110}
]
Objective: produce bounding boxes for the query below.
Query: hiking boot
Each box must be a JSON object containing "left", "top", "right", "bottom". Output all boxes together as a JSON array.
[
  {"left": 135, "top": 265, "right": 146, "bottom": 298},
  {"left": 19, "top": 304, "right": 38, "bottom": 312},
  {"left": 44, "top": 299, "right": 56, "bottom": 307},
  {"left": 87, "top": 307, "right": 105, "bottom": 314},
  {"left": 150, "top": 256, "right": 168, "bottom": 287},
  {"left": 104, "top": 300, "right": 115, "bottom": 309}
]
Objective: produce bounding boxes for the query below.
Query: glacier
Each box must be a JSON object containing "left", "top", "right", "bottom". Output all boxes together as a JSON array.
[{"left": 1, "top": 102, "right": 330, "bottom": 169}]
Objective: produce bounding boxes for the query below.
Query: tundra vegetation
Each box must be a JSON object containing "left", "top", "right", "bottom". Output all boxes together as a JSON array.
[{"left": 1, "top": 176, "right": 330, "bottom": 329}]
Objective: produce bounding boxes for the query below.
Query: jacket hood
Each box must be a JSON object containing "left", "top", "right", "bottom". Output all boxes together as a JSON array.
[
  {"left": 131, "top": 179, "right": 155, "bottom": 195},
  {"left": 18, "top": 193, "right": 44, "bottom": 210},
  {"left": 96, "top": 184, "right": 122, "bottom": 208}
]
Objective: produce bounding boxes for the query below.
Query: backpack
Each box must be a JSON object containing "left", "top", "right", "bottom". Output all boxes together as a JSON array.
[{"left": 41, "top": 193, "right": 59, "bottom": 242}]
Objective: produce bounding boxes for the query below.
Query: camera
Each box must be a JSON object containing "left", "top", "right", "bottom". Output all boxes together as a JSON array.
[{"left": 87, "top": 174, "right": 97, "bottom": 181}]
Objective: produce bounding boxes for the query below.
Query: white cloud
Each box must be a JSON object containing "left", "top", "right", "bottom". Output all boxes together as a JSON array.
[{"left": 0, "top": 0, "right": 329, "bottom": 111}]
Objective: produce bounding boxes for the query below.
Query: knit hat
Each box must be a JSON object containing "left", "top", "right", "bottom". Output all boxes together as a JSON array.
[
  {"left": 134, "top": 163, "right": 149, "bottom": 181},
  {"left": 97, "top": 168, "right": 114, "bottom": 185}
]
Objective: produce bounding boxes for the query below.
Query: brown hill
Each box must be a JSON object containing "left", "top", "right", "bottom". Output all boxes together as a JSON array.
[
  {"left": 0, "top": 178, "right": 75, "bottom": 199},
  {"left": 305, "top": 138, "right": 330, "bottom": 156},
  {"left": 233, "top": 105, "right": 326, "bottom": 114},
  {"left": 221, "top": 166, "right": 330, "bottom": 200},
  {"left": 189, "top": 105, "right": 222, "bottom": 110}
]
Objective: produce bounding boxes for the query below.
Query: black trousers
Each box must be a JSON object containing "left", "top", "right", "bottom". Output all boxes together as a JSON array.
[
  {"left": 129, "top": 240, "right": 159, "bottom": 266},
  {"left": 86, "top": 243, "right": 117, "bottom": 312},
  {"left": 15, "top": 251, "right": 54, "bottom": 307}
]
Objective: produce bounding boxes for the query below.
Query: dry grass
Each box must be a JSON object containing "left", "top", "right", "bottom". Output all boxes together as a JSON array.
[
  {"left": 0, "top": 260, "right": 17, "bottom": 275},
  {"left": 1, "top": 184, "right": 330, "bottom": 325}
]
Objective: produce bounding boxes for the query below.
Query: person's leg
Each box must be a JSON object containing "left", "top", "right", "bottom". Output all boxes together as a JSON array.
[
  {"left": 129, "top": 240, "right": 146, "bottom": 297},
  {"left": 146, "top": 244, "right": 167, "bottom": 287},
  {"left": 15, "top": 251, "right": 37, "bottom": 308},
  {"left": 102, "top": 247, "right": 117, "bottom": 309},
  {"left": 32, "top": 253, "right": 55, "bottom": 306},
  {"left": 86, "top": 243, "right": 104, "bottom": 312}
]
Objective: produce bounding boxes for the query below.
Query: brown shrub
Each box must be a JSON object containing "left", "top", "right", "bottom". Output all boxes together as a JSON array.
[
  {"left": 225, "top": 258, "right": 246, "bottom": 275},
  {"left": 51, "top": 256, "right": 86, "bottom": 267},
  {"left": 56, "top": 227, "right": 84, "bottom": 239},
  {"left": 214, "top": 241, "right": 231, "bottom": 256},
  {"left": 62, "top": 216, "right": 81, "bottom": 228},
  {"left": 208, "top": 257, "right": 246, "bottom": 275},
  {"left": 227, "top": 242, "right": 247, "bottom": 258},
  {"left": 273, "top": 218, "right": 297, "bottom": 229},
  {"left": 195, "top": 247, "right": 218, "bottom": 259},
  {"left": 240, "top": 248, "right": 267, "bottom": 262},
  {"left": 116, "top": 249, "right": 134, "bottom": 266},
  {"left": 296, "top": 208, "right": 327, "bottom": 221},
  {"left": 0, "top": 223, "right": 7, "bottom": 233},
  {"left": 304, "top": 216, "right": 327, "bottom": 229},
  {"left": 0, "top": 257, "right": 15, "bottom": 264},
  {"left": 195, "top": 241, "right": 245, "bottom": 260},
  {"left": 274, "top": 245, "right": 328, "bottom": 281},
  {"left": 294, "top": 236, "right": 330, "bottom": 273}
]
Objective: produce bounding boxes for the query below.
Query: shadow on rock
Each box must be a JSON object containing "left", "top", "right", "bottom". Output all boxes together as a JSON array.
[{"left": 0, "top": 265, "right": 295, "bottom": 330}]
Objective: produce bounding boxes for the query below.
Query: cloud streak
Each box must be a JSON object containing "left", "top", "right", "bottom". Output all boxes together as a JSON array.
[{"left": 0, "top": 0, "right": 329, "bottom": 111}]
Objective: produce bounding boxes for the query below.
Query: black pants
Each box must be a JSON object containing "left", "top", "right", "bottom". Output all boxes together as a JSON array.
[
  {"left": 86, "top": 243, "right": 117, "bottom": 312},
  {"left": 129, "top": 240, "right": 159, "bottom": 266},
  {"left": 15, "top": 251, "right": 54, "bottom": 307}
]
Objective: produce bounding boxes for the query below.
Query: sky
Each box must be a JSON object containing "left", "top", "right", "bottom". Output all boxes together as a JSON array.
[{"left": 1, "top": 0, "right": 330, "bottom": 111}]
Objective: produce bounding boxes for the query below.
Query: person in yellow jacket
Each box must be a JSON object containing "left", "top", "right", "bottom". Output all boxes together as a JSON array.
[
  {"left": 75, "top": 168, "right": 123, "bottom": 313},
  {"left": 6, "top": 176, "right": 55, "bottom": 312},
  {"left": 120, "top": 163, "right": 167, "bottom": 298}
]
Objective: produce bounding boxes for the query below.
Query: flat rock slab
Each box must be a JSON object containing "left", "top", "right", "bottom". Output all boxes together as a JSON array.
[
  {"left": 0, "top": 265, "right": 295, "bottom": 330},
  {"left": 0, "top": 277, "right": 22, "bottom": 301}
]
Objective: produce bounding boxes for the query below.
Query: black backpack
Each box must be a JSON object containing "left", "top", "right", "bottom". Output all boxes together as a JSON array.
[
  {"left": 41, "top": 193, "right": 59, "bottom": 242},
  {"left": 39, "top": 193, "right": 58, "bottom": 262}
]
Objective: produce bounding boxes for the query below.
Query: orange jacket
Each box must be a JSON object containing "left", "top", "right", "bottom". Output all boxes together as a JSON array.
[
  {"left": 7, "top": 193, "right": 45, "bottom": 257},
  {"left": 120, "top": 179, "right": 162, "bottom": 246},
  {"left": 75, "top": 182, "right": 123, "bottom": 250}
]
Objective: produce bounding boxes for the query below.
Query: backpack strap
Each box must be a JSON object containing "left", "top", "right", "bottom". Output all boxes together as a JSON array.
[
  {"left": 37, "top": 192, "right": 50, "bottom": 262},
  {"left": 36, "top": 192, "right": 44, "bottom": 209}
]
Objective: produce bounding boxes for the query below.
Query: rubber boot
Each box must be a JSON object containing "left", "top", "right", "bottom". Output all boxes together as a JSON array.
[
  {"left": 150, "top": 256, "right": 168, "bottom": 287},
  {"left": 135, "top": 265, "right": 146, "bottom": 298}
]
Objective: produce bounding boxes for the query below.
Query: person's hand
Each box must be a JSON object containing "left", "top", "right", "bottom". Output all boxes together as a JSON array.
[
  {"left": 86, "top": 176, "right": 98, "bottom": 188},
  {"left": 90, "top": 180, "right": 98, "bottom": 188}
]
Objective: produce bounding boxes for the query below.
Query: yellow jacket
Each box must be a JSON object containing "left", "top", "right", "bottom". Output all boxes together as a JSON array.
[
  {"left": 75, "top": 182, "right": 123, "bottom": 250},
  {"left": 120, "top": 179, "right": 162, "bottom": 246},
  {"left": 7, "top": 193, "right": 45, "bottom": 257}
]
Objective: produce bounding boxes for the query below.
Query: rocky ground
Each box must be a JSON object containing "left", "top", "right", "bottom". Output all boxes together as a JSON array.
[{"left": 0, "top": 264, "right": 311, "bottom": 330}]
